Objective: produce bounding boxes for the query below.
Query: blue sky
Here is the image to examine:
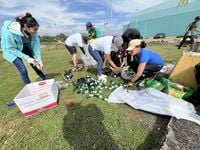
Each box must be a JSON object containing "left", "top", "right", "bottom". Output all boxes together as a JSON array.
[{"left": 0, "top": 0, "right": 167, "bottom": 35}]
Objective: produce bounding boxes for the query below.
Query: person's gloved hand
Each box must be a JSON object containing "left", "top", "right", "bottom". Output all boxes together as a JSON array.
[
  {"left": 27, "top": 58, "right": 37, "bottom": 65},
  {"left": 36, "top": 62, "right": 44, "bottom": 70}
]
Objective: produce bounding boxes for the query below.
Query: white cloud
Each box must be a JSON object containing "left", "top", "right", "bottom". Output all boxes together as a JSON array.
[
  {"left": 0, "top": 0, "right": 170, "bottom": 35},
  {"left": 0, "top": 0, "right": 76, "bottom": 25},
  {"left": 0, "top": 0, "right": 92, "bottom": 35},
  {"left": 93, "top": 11, "right": 105, "bottom": 16},
  {"left": 75, "top": 0, "right": 93, "bottom": 3}
]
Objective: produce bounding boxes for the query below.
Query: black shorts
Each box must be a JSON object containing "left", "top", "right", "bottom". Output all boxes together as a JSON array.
[{"left": 65, "top": 45, "right": 77, "bottom": 55}]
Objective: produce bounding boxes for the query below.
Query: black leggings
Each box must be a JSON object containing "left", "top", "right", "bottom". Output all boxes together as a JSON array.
[
  {"left": 130, "top": 60, "right": 162, "bottom": 76},
  {"left": 22, "top": 47, "right": 47, "bottom": 80},
  {"left": 178, "top": 33, "right": 194, "bottom": 49}
]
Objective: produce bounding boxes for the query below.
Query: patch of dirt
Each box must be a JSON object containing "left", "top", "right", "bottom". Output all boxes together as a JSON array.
[{"left": 161, "top": 105, "right": 200, "bottom": 150}]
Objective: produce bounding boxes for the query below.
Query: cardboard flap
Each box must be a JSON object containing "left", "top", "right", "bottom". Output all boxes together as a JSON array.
[{"left": 170, "top": 52, "right": 200, "bottom": 91}]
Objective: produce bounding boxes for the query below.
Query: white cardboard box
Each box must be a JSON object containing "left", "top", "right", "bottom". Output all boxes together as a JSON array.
[{"left": 14, "top": 79, "right": 59, "bottom": 117}]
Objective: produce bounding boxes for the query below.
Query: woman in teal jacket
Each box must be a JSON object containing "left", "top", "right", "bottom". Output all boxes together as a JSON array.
[{"left": 1, "top": 13, "right": 47, "bottom": 85}]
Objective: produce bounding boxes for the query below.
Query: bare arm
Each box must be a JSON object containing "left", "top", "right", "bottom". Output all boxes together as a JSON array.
[
  {"left": 105, "top": 54, "right": 121, "bottom": 73},
  {"left": 129, "top": 63, "right": 146, "bottom": 85}
]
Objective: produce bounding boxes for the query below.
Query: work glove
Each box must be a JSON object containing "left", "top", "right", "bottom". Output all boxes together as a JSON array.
[
  {"left": 27, "top": 58, "right": 37, "bottom": 65},
  {"left": 36, "top": 62, "right": 44, "bottom": 70}
]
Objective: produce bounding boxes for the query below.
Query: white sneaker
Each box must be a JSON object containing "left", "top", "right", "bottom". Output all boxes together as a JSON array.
[
  {"left": 97, "top": 75, "right": 107, "bottom": 83},
  {"left": 101, "top": 74, "right": 107, "bottom": 78},
  {"left": 97, "top": 74, "right": 107, "bottom": 78}
]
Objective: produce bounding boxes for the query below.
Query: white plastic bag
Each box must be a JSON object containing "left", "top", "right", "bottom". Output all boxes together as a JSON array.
[
  {"left": 121, "top": 66, "right": 135, "bottom": 80},
  {"left": 108, "top": 87, "right": 200, "bottom": 125},
  {"left": 79, "top": 44, "right": 97, "bottom": 67},
  {"left": 159, "top": 64, "right": 175, "bottom": 75}
]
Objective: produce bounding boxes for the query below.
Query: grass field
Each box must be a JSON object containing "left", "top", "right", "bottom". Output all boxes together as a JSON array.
[{"left": 0, "top": 43, "right": 187, "bottom": 150}]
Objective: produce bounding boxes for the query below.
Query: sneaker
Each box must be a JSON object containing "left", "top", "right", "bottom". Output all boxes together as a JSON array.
[
  {"left": 97, "top": 75, "right": 107, "bottom": 83},
  {"left": 77, "top": 64, "right": 84, "bottom": 71},
  {"left": 72, "top": 66, "right": 78, "bottom": 72},
  {"left": 72, "top": 65, "right": 84, "bottom": 72},
  {"left": 101, "top": 74, "right": 107, "bottom": 78}
]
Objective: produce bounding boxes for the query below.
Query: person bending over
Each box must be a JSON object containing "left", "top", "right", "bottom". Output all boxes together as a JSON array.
[
  {"left": 126, "top": 39, "right": 164, "bottom": 86},
  {"left": 65, "top": 33, "right": 88, "bottom": 71},
  {"left": 1, "top": 12, "right": 47, "bottom": 85},
  {"left": 88, "top": 36, "right": 123, "bottom": 82}
]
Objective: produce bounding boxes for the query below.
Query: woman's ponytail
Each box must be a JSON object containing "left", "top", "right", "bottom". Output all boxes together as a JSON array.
[
  {"left": 15, "top": 12, "right": 39, "bottom": 28},
  {"left": 140, "top": 41, "right": 146, "bottom": 48}
]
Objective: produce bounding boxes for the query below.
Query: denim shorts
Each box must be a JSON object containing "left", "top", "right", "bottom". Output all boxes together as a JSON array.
[{"left": 65, "top": 45, "right": 77, "bottom": 55}]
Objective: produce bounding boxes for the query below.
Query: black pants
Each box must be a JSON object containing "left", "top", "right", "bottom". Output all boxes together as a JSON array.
[
  {"left": 22, "top": 47, "right": 47, "bottom": 80},
  {"left": 178, "top": 33, "right": 194, "bottom": 49},
  {"left": 130, "top": 60, "right": 162, "bottom": 77},
  {"left": 65, "top": 45, "right": 77, "bottom": 55}
]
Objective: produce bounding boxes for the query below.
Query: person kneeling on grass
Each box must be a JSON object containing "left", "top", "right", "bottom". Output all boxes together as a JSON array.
[
  {"left": 1, "top": 12, "right": 47, "bottom": 85},
  {"left": 88, "top": 36, "right": 123, "bottom": 82},
  {"left": 65, "top": 33, "right": 88, "bottom": 71},
  {"left": 126, "top": 39, "right": 164, "bottom": 86}
]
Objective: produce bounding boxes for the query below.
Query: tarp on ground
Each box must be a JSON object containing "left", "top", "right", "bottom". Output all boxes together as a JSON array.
[{"left": 107, "top": 87, "right": 200, "bottom": 125}]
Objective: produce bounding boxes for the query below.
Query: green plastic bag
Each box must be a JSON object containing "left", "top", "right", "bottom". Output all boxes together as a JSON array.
[
  {"left": 138, "top": 79, "right": 165, "bottom": 91},
  {"left": 138, "top": 78, "right": 194, "bottom": 100},
  {"left": 160, "top": 78, "right": 194, "bottom": 99}
]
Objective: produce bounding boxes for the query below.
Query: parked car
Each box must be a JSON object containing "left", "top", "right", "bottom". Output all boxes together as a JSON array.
[{"left": 153, "top": 33, "right": 166, "bottom": 39}]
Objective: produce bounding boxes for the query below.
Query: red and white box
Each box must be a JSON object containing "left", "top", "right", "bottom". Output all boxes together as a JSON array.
[{"left": 14, "top": 79, "right": 59, "bottom": 117}]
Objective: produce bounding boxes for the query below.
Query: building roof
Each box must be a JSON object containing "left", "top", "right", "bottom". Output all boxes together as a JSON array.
[{"left": 130, "top": 0, "right": 200, "bottom": 22}]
